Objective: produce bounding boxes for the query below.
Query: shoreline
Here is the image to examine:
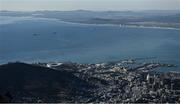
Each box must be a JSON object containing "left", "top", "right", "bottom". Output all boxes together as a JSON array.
[
  {"left": 1, "top": 58, "right": 179, "bottom": 73},
  {"left": 59, "top": 20, "right": 180, "bottom": 31},
  {"left": 1, "top": 16, "right": 180, "bottom": 31}
]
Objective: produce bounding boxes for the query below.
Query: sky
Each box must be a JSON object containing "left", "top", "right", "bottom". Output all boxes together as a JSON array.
[{"left": 0, "top": 0, "right": 180, "bottom": 11}]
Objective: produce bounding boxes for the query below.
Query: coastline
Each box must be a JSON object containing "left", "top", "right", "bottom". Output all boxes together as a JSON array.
[
  {"left": 59, "top": 20, "right": 180, "bottom": 31},
  {"left": 1, "top": 57, "right": 179, "bottom": 73},
  {"left": 1, "top": 15, "right": 180, "bottom": 31}
]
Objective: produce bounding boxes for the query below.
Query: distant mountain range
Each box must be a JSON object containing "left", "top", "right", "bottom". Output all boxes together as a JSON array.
[{"left": 1, "top": 10, "right": 180, "bottom": 29}]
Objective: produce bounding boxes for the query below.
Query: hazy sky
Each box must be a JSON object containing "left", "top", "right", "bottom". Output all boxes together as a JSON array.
[{"left": 0, "top": 0, "right": 180, "bottom": 11}]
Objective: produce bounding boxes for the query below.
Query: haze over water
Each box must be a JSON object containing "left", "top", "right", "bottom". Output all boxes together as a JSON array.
[{"left": 0, "top": 16, "right": 180, "bottom": 71}]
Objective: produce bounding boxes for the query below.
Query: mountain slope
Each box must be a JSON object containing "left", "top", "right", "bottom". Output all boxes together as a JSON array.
[{"left": 0, "top": 62, "right": 94, "bottom": 103}]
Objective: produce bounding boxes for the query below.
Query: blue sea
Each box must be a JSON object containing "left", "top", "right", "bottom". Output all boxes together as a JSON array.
[{"left": 0, "top": 16, "right": 180, "bottom": 72}]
